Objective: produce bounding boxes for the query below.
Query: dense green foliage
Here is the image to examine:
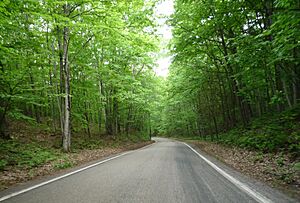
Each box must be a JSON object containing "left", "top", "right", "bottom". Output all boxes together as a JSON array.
[
  {"left": 0, "top": 140, "right": 60, "bottom": 170},
  {"left": 160, "top": 0, "right": 300, "bottom": 152},
  {"left": 1, "top": 0, "right": 299, "bottom": 156},
  {"left": 0, "top": 131, "right": 148, "bottom": 171},
  {"left": 0, "top": 0, "right": 160, "bottom": 151},
  {"left": 218, "top": 105, "right": 300, "bottom": 154}
]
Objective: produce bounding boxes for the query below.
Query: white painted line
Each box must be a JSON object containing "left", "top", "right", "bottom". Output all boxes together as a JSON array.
[
  {"left": 0, "top": 142, "right": 156, "bottom": 202},
  {"left": 183, "top": 143, "right": 273, "bottom": 203}
]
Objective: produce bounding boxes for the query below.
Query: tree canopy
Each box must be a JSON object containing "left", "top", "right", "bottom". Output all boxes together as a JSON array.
[
  {"left": 0, "top": 0, "right": 161, "bottom": 151},
  {"left": 160, "top": 0, "right": 300, "bottom": 141},
  {"left": 0, "top": 0, "right": 299, "bottom": 152}
]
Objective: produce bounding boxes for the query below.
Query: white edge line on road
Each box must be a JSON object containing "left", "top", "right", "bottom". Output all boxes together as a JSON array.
[
  {"left": 183, "top": 142, "right": 273, "bottom": 203},
  {"left": 0, "top": 142, "right": 156, "bottom": 202}
]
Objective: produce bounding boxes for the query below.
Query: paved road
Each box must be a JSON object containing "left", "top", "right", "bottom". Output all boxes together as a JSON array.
[{"left": 0, "top": 138, "right": 297, "bottom": 203}]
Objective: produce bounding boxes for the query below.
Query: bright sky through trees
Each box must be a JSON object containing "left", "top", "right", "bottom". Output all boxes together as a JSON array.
[{"left": 154, "top": 0, "right": 174, "bottom": 78}]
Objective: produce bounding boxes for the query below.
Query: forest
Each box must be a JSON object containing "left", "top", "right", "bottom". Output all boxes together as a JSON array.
[
  {"left": 0, "top": 0, "right": 161, "bottom": 152},
  {"left": 0, "top": 0, "right": 299, "bottom": 188},
  {"left": 162, "top": 0, "right": 300, "bottom": 154}
]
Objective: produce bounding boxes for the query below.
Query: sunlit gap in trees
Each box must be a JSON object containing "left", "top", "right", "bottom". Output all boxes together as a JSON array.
[{"left": 154, "top": 0, "right": 174, "bottom": 78}]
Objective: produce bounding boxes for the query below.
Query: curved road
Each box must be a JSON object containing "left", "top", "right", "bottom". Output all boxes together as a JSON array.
[{"left": 0, "top": 138, "right": 296, "bottom": 203}]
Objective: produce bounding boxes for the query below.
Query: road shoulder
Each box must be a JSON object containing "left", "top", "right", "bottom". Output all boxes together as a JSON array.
[{"left": 183, "top": 141, "right": 299, "bottom": 202}]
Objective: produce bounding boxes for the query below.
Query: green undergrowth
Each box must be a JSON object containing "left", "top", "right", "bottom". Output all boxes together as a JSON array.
[
  {"left": 53, "top": 159, "right": 74, "bottom": 169},
  {"left": 71, "top": 137, "right": 105, "bottom": 150},
  {"left": 71, "top": 133, "right": 150, "bottom": 151},
  {"left": 0, "top": 130, "right": 150, "bottom": 171},
  {"left": 0, "top": 139, "right": 64, "bottom": 171},
  {"left": 118, "top": 132, "right": 151, "bottom": 143},
  {"left": 175, "top": 105, "right": 300, "bottom": 156},
  {"left": 219, "top": 105, "right": 300, "bottom": 156}
]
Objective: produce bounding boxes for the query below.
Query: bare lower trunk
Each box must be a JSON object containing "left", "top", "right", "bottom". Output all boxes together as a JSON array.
[
  {"left": 98, "top": 80, "right": 105, "bottom": 134},
  {"left": 0, "top": 113, "right": 10, "bottom": 139},
  {"left": 57, "top": 27, "right": 65, "bottom": 137},
  {"left": 63, "top": 89, "right": 71, "bottom": 152},
  {"left": 282, "top": 79, "right": 292, "bottom": 108},
  {"left": 62, "top": 4, "right": 71, "bottom": 152}
]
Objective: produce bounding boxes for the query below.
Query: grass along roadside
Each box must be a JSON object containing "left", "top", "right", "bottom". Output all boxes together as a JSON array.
[{"left": 0, "top": 135, "right": 153, "bottom": 191}]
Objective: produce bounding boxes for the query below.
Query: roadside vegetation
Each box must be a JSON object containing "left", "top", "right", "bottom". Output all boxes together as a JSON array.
[
  {"left": 171, "top": 106, "right": 300, "bottom": 196},
  {"left": 218, "top": 105, "right": 300, "bottom": 155},
  {"left": 177, "top": 105, "right": 300, "bottom": 156},
  {"left": 0, "top": 127, "right": 150, "bottom": 172},
  {"left": 0, "top": 120, "right": 152, "bottom": 191}
]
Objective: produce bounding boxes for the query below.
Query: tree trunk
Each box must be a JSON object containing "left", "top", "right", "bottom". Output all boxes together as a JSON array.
[
  {"left": 98, "top": 80, "right": 102, "bottom": 134},
  {"left": 292, "top": 44, "right": 300, "bottom": 105},
  {"left": 62, "top": 4, "right": 71, "bottom": 152},
  {"left": 57, "top": 27, "right": 65, "bottom": 137},
  {"left": 0, "top": 104, "right": 10, "bottom": 139},
  {"left": 84, "top": 91, "right": 91, "bottom": 137},
  {"left": 282, "top": 78, "right": 292, "bottom": 108}
]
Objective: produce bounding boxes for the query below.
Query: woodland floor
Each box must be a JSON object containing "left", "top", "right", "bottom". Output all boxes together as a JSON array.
[{"left": 189, "top": 140, "right": 300, "bottom": 199}]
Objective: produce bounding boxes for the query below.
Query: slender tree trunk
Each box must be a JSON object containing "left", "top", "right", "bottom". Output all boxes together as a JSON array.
[
  {"left": 275, "top": 65, "right": 284, "bottom": 111},
  {"left": 148, "top": 112, "right": 152, "bottom": 139},
  {"left": 28, "top": 69, "right": 41, "bottom": 123},
  {"left": 57, "top": 27, "right": 65, "bottom": 137},
  {"left": 216, "top": 71, "right": 228, "bottom": 130},
  {"left": 292, "top": 45, "right": 300, "bottom": 105},
  {"left": 46, "top": 22, "right": 57, "bottom": 133},
  {"left": 0, "top": 101, "right": 10, "bottom": 139},
  {"left": 282, "top": 78, "right": 292, "bottom": 108},
  {"left": 105, "top": 90, "right": 113, "bottom": 135},
  {"left": 212, "top": 115, "right": 219, "bottom": 140},
  {"left": 62, "top": 4, "right": 71, "bottom": 152},
  {"left": 84, "top": 101, "right": 91, "bottom": 137},
  {"left": 50, "top": 41, "right": 58, "bottom": 133},
  {"left": 111, "top": 91, "right": 119, "bottom": 136},
  {"left": 126, "top": 105, "right": 132, "bottom": 135},
  {"left": 98, "top": 80, "right": 105, "bottom": 134}
]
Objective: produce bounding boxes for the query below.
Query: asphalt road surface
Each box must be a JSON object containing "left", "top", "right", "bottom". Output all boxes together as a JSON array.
[{"left": 0, "top": 138, "right": 297, "bottom": 203}]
